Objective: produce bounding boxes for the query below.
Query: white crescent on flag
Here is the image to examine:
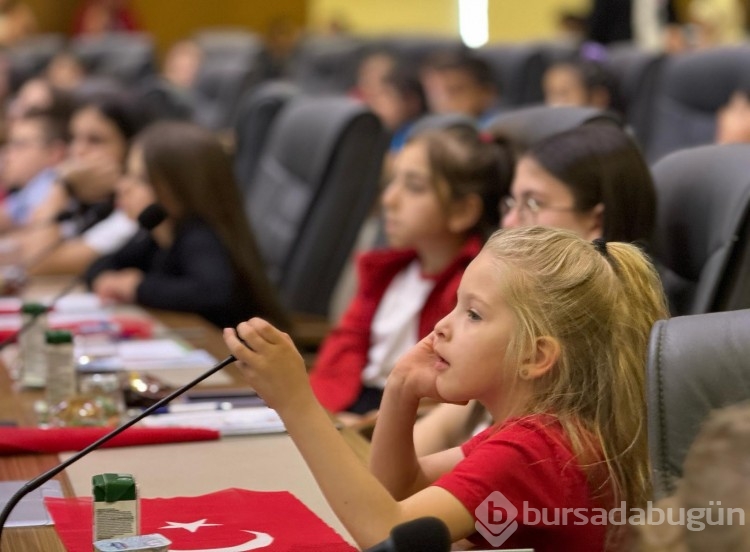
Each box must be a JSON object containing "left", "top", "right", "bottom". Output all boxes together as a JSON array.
[{"left": 169, "top": 530, "right": 273, "bottom": 552}]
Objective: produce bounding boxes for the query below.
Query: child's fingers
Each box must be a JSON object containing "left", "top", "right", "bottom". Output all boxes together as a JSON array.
[
  {"left": 238, "top": 318, "right": 283, "bottom": 347},
  {"left": 223, "top": 328, "right": 258, "bottom": 360}
]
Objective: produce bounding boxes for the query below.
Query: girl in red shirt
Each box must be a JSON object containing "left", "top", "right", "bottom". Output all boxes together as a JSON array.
[{"left": 224, "top": 226, "right": 669, "bottom": 551}]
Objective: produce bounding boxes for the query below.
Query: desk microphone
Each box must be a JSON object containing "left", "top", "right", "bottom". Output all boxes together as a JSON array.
[
  {"left": 0, "top": 202, "right": 118, "bottom": 351},
  {"left": 364, "top": 517, "right": 451, "bottom": 552},
  {"left": 0, "top": 354, "right": 237, "bottom": 548},
  {"left": 137, "top": 203, "right": 167, "bottom": 231}
]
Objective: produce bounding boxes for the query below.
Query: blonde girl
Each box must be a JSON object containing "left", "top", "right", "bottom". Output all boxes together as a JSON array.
[{"left": 224, "top": 226, "right": 668, "bottom": 551}]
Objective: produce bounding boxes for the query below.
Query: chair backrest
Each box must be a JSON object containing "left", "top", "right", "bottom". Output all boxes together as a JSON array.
[
  {"left": 647, "top": 46, "right": 750, "bottom": 161},
  {"left": 71, "top": 32, "right": 156, "bottom": 84},
  {"left": 483, "top": 105, "right": 624, "bottom": 150},
  {"left": 289, "top": 35, "right": 368, "bottom": 94},
  {"left": 191, "top": 60, "right": 258, "bottom": 130},
  {"left": 476, "top": 43, "right": 547, "bottom": 107},
  {"left": 233, "top": 80, "right": 299, "bottom": 195},
  {"left": 7, "top": 33, "right": 66, "bottom": 91},
  {"left": 603, "top": 43, "right": 665, "bottom": 150},
  {"left": 650, "top": 144, "right": 750, "bottom": 316},
  {"left": 647, "top": 309, "right": 750, "bottom": 498},
  {"left": 245, "top": 95, "right": 388, "bottom": 315},
  {"left": 193, "top": 28, "right": 266, "bottom": 67},
  {"left": 373, "top": 34, "right": 466, "bottom": 68}
]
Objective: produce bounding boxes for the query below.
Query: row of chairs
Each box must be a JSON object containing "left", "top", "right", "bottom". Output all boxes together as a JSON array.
[
  {"left": 9, "top": 30, "right": 750, "bottom": 158},
  {"left": 233, "top": 92, "right": 750, "bottom": 498},
  {"left": 235, "top": 88, "right": 750, "bottom": 320}
]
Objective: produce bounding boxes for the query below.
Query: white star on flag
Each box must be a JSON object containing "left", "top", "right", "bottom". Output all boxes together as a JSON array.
[{"left": 160, "top": 519, "right": 222, "bottom": 533}]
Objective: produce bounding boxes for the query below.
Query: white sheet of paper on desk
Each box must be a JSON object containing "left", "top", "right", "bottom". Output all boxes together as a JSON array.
[
  {"left": 118, "top": 338, "right": 190, "bottom": 361},
  {"left": 50, "top": 292, "right": 103, "bottom": 313},
  {"left": 0, "top": 480, "right": 63, "bottom": 527},
  {"left": 141, "top": 406, "right": 286, "bottom": 436}
]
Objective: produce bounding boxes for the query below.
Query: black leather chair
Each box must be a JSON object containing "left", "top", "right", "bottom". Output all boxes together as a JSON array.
[
  {"left": 603, "top": 44, "right": 665, "bottom": 150},
  {"left": 233, "top": 80, "right": 299, "bottom": 195},
  {"left": 647, "top": 309, "right": 750, "bottom": 498},
  {"left": 7, "top": 33, "right": 66, "bottom": 91},
  {"left": 483, "top": 105, "right": 624, "bottom": 150},
  {"left": 71, "top": 32, "right": 156, "bottom": 84},
  {"left": 245, "top": 95, "right": 388, "bottom": 315},
  {"left": 651, "top": 144, "right": 750, "bottom": 316},
  {"left": 289, "top": 35, "right": 368, "bottom": 94},
  {"left": 193, "top": 28, "right": 266, "bottom": 67},
  {"left": 374, "top": 34, "right": 465, "bottom": 68},
  {"left": 647, "top": 46, "right": 750, "bottom": 161}
]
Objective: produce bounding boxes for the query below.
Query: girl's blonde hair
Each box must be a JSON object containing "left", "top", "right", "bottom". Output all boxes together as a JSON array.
[{"left": 485, "top": 226, "right": 669, "bottom": 513}]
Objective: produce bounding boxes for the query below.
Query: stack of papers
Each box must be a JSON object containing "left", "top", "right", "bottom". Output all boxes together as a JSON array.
[
  {"left": 141, "top": 406, "right": 286, "bottom": 436},
  {"left": 77, "top": 338, "right": 234, "bottom": 387}
]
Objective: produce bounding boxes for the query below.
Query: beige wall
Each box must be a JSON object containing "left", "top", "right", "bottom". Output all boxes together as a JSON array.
[
  {"left": 309, "top": 0, "right": 590, "bottom": 42},
  {"left": 308, "top": 0, "right": 459, "bottom": 36}
]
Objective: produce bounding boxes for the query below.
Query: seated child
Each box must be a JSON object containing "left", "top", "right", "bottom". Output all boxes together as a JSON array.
[{"left": 224, "top": 226, "right": 669, "bottom": 550}]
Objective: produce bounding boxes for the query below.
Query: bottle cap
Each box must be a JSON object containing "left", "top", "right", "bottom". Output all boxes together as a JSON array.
[
  {"left": 21, "top": 302, "right": 47, "bottom": 316},
  {"left": 45, "top": 330, "right": 73, "bottom": 344}
]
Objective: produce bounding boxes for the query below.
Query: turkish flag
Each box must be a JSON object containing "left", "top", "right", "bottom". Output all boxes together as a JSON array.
[{"left": 46, "top": 488, "right": 357, "bottom": 551}]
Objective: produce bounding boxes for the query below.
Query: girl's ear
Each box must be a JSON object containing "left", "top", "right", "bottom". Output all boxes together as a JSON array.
[
  {"left": 447, "top": 193, "right": 483, "bottom": 234},
  {"left": 583, "top": 202, "right": 605, "bottom": 241},
  {"left": 520, "top": 336, "right": 560, "bottom": 380}
]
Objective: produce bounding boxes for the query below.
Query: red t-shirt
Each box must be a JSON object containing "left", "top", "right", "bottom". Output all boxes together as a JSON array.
[{"left": 433, "top": 416, "right": 610, "bottom": 551}]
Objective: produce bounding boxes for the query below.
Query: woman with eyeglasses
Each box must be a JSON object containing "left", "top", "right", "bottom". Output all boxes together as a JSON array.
[{"left": 413, "top": 122, "right": 658, "bottom": 457}]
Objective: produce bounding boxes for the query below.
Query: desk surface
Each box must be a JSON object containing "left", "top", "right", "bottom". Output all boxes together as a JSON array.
[{"left": 0, "top": 298, "right": 366, "bottom": 550}]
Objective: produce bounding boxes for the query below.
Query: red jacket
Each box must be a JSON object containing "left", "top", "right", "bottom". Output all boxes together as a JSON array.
[{"left": 310, "top": 237, "right": 482, "bottom": 412}]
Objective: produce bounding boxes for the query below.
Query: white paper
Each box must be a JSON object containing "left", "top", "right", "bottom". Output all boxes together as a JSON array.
[
  {"left": 141, "top": 406, "right": 286, "bottom": 436},
  {"left": 0, "top": 480, "right": 63, "bottom": 527}
]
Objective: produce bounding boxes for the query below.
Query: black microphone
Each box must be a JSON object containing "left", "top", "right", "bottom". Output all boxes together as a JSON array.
[
  {"left": 0, "top": 354, "right": 237, "bottom": 548},
  {"left": 364, "top": 517, "right": 451, "bottom": 552},
  {"left": 137, "top": 203, "right": 167, "bottom": 231}
]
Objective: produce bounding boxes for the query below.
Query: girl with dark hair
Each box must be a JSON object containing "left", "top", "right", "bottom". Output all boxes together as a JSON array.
[
  {"left": 85, "top": 120, "right": 287, "bottom": 329},
  {"left": 543, "top": 58, "right": 625, "bottom": 117},
  {"left": 309, "top": 125, "right": 513, "bottom": 416}
]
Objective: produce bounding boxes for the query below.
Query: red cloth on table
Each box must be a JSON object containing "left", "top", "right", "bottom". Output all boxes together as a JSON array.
[
  {"left": 46, "top": 488, "right": 357, "bottom": 551},
  {"left": 0, "top": 427, "right": 219, "bottom": 455}
]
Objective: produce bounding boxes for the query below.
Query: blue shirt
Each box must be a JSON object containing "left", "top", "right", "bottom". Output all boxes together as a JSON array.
[{"left": 4, "top": 168, "right": 57, "bottom": 225}]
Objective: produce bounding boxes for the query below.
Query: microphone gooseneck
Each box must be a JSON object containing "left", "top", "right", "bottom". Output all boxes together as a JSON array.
[{"left": 0, "top": 354, "right": 237, "bottom": 548}]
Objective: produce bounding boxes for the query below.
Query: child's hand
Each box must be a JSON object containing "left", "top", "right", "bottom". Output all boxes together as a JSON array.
[
  {"left": 223, "top": 318, "right": 311, "bottom": 413},
  {"left": 389, "top": 333, "right": 444, "bottom": 402}
]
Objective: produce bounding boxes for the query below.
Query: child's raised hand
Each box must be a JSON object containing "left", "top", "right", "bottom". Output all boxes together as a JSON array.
[
  {"left": 223, "top": 318, "right": 311, "bottom": 413},
  {"left": 389, "top": 333, "right": 444, "bottom": 402}
]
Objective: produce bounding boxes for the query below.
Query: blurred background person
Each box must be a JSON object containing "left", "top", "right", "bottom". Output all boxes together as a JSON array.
[{"left": 86, "top": 121, "right": 288, "bottom": 329}]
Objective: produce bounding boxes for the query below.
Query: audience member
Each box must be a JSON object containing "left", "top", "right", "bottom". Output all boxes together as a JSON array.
[
  {"left": 85, "top": 121, "right": 287, "bottom": 329},
  {"left": 309, "top": 126, "right": 513, "bottom": 417},
  {"left": 415, "top": 123, "right": 657, "bottom": 455},
  {"left": 638, "top": 402, "right": 750, "bottom": 551},
  {"left": 224, "top": 225, "right": 669, "bottom": 550},
  {"left": 19, "top": 91, "right": 145, "bottom": 274},
  {"left": 0, "top": 0, "right": 36, "bottom": 47},
  {"left": 45, "top": 51, "right": 88, "bottom": 93},
  {"left": 0, "top": 109, "right": 67, "bottom": 230},
  {"left": 351, "top": 48, "right": 397, "bottom": 107},
  {"left": 7, "top": 77, "right": 74, "bottom": 121},
  {"left": 420, "top": 51, "right": 499, "bottom": 124},
  {"left": 715, "top": 86, "right": 750, "bottom": 144},
  {"left": 73, "top": 0, "right": 140, "bottom": 35},
  {"left": 543, "top": 56, "right": 625, "bottom": 116}
]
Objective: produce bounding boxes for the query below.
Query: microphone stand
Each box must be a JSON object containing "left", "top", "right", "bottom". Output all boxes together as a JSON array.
[{"left": 0, "top": 354, "right": 237, "bottom": 548}]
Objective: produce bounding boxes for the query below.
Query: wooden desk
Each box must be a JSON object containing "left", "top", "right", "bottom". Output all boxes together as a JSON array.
[{"left": 0, "top": 304, "right": 368, "bottom": 551}]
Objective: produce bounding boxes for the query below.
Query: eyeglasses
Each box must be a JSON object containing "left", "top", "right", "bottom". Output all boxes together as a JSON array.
[{"left": 499, "top": 195, "right": 578, "bottom": 221}]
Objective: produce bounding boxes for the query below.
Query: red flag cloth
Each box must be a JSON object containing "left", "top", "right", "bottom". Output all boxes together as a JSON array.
[
  {"left": 46, "top": 488, "right": 357, "bottom": 551},
  {"left": 0, "top": 427, "right": 219, "bottom": 455}
]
